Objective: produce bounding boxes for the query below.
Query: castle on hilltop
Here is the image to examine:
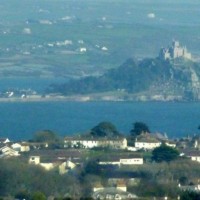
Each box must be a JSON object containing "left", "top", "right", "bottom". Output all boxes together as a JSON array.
[{"left": 159, "top": 40, "right": 192, "bottom": 60}]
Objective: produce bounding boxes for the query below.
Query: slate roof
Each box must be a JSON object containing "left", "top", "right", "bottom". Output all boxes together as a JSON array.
[
  {"left": 182, "top": 150, "right": 200, "bottom": 157},
  {"left": 0, "top": 138, "right": 9, "bottom": 143},
  {"left": 65, "top": 136, "right": 125, "bottom": 141},
  {"left": 28, "top": 149, "right": 84, "bottom": 163}
]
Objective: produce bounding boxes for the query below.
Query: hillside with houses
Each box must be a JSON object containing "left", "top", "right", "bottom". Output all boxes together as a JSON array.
[{"left": 1, "top": 122, "right": 200, "bottom": 199}]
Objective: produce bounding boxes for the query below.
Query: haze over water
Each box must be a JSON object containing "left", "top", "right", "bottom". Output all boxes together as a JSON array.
[{"left": 0, "top": 101, "right": 199, "bottom": 141}]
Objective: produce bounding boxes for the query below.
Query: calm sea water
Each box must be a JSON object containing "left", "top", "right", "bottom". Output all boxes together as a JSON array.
[{"left": 0, "top": 101, "right": 199, "bottom": 141}]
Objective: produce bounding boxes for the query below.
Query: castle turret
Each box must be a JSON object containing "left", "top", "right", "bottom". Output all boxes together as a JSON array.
[{"left": 159, "top": 40, "right": 192, "bottom": 60}]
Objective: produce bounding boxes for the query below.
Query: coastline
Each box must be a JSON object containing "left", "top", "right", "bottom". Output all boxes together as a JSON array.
[{"left": 0, "top": 96, "right": 197, "bottom": 103}]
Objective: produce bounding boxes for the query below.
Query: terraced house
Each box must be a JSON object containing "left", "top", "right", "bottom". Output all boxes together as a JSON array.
[{"left": 64, "top": 136, "right": 127, "bottom": 149}]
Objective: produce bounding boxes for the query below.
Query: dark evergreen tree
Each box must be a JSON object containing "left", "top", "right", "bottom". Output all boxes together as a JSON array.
[
  {"left": 91, "top": 121, "right": 120, "bottom": 137},
  {"left": 180, "top": 191, "right": 200, "bottom": 200},
  {"left": 130, "top": 122, "right": 150, "bottom": 136},
  {"left": 152, "top": 144, "right": 179, "bottom": 163},
  {"left": 33, "top": 130, "right": 59, "bottom": 143}
]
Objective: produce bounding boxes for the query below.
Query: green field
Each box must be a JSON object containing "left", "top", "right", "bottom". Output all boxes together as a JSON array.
[{"left": 0, "top": 0, "right": 200, "bottom": 78}]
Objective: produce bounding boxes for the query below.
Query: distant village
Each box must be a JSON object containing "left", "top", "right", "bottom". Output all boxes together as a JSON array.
[{"left": 1, "top": 124, "right": 200, "bottom": 199}]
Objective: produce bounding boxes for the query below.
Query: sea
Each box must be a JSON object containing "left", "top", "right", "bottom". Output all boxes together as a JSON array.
[
  {"left": 0, "top": 0, "right": 200, "bottom": 141},
  {"left": 0, "top": 100, "right": 199, "bottom": 141}
]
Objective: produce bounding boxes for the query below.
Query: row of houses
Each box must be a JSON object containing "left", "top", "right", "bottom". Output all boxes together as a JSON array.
[
  {"left": 28, "top": 149, "right": 82, "bottom": 174},
  {"left": 98, "top": 155, "right": 143, "bottom": 166},
  {"left": 1, "top": 134, "right": 200, "bottom": 174},
  {"left": 63, "top": 133, "right": 177, "bottom": 151},
  {"left": 64, "top": 136, "right": 128, "bottom": 149},
  {"left": 92, "top": 181, "right": 138, "bottom": 199}
]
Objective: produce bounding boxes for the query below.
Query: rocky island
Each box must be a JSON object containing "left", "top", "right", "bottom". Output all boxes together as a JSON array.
[{"left": 46, "top": 41, "right": 200, "bottom": 102}]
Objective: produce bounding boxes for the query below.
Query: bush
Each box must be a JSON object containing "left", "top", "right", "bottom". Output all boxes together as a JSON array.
[
  {"left": 152, "top": 144, "right": 179, "bottom": 163},
  {"left": 31, "top": 191, "right": 46, "bottom": 200}
]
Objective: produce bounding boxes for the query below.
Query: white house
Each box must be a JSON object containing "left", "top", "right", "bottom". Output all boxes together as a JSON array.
[
  {"left": 120, "top": 157, "right": 143, "bottom": 165},
  {"left": 11, "top": 142, "right": 30, "bottom": 152},
  {"left": 59, "top": 159, "right": 76, "bottom": 174},
  {"left": 179, "top": 183, "right": 200, "bottom": 192},
  {"left": 28, "top": 149, "right": 82, "bottom": 174},
  {"left": 99, "top": 155, "right": 143, "bottom": 166},
  {"left": 135, "top": 137, "right": 161, "bottom": 150},
  {"left": 92, "top": 182, "right": 138, "bottom": 199},
  {"left": 29, "top": 156, "right": 40, "bottom": 165},
  {"left": 0, "top": 145, "right": 20, "bottom": 158},
  {"left": 64, "top": 137, "right": 127, "bottom": 149},
  {"left": 182, "top": 150, "right": 200, "bottom": 163},
  {"left": 29, "top": 155, "right": 77, "bottom": 173},
  {"left": 0, "top": 138, "right": 10, "bottom": 144},
  {"left": 165, "top": 141, "right": 176, "bottom": 148},
  {"left": 135, "top": 141, "right": 161, "bottom": 150}
]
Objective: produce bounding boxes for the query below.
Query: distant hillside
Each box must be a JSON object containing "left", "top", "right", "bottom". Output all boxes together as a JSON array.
[{"left": 46, "top": 57, "right": 200, "bottom": 101}]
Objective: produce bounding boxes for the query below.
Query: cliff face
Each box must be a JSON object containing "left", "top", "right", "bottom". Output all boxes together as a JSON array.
[
  {"left": 132, "top": 58, "right": 200, "bottom": 101},
  {"left": 46, "top": 57, "right": 200, "bottom": 101}
]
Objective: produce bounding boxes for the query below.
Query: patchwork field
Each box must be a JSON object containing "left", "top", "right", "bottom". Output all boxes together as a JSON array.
[{"left": 0, "top": 0, "right": 200, "bottom": 78}]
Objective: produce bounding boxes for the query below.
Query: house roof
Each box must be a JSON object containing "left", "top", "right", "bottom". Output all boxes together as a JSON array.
[
  {"left": 0, "top": 146, "right": 19, "bottom": 158},
  {"left": 64, "top": 136, "right": 126, "bottom": 142},
  {"left": 182, "top": 150, "right": 200, "bottom": 157},
  {"left": 136, "top": 138, "right": 160, "bottom": 143},
  {"left": 28, "top": 149, "right": 84, "bottom": 163},
  {"left": 0, "top": 138, "right": 9, "bottom": 143},
  {"left": 152, "top": 132, "right": 168, "bottom": 140},
  {"left": 136, "top": 134, "right": 161, "bottom": 143},
  {"left": 29, "top": 149, "right": 82, "bottom": 156}
]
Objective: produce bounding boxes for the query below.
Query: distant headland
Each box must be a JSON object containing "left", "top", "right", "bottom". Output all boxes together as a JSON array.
[
  {"left": 44, "top": 40, "right": 200, "bottom": 102},
  {"left": 1, "top": 40, "right": 200, "bottom": 102}
]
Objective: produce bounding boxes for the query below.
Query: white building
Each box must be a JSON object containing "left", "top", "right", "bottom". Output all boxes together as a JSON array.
[
  {"left": 159, "top": 40, "right": 192, "bottom": 60},
  {"left": 99, "top": 155, "right": 143, "bottom": 166},
  {"left": 165, "top": 141, "right": 176, "bottom": 148},
  {"left": 0, "top": 145, "right": 20, "bottom": 158},
  {"left": 182, "top": 150, "right": 200, "bottom": 163},
  {"left": 120, "top": 157, "right": 143, "bottom": 165},
  {"left": 92, "top": 183, "right": 138, "bottom": 199},
  {"left": 28, "top": 149, "right": 82, "bottom": 174},
  {"left": 29, "top": 155, "right": 77, "bottom": 174},
  {"left": 11, "top": 142, "right": 30, "bottom": 152},
  {"left": 64, "top": 137, "right": 127, "bottom": 149},
  {"left": 0, "top": 138, "right": 10, "bottom": 144},
  {"left": 135, "top": 138, "right": 161, "bottom": 150},
  {"left": 179, "top": 183, "right": 200, "bottom": 192}
]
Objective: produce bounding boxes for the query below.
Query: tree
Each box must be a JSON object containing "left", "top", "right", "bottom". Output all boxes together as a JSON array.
[
  {"left": 31, "top": 191, "right": 46, "bottom": 200},
  {"left": 91, "top": 121, "right": 120, "bottom": 137},
  {"left": 33, "top": 130, "right": 59, "bottom": 143},
  {"left": 15, "top": 190, "right": 31, "bottom": 200},
  {"left": 130, "top": 122, "right": 150, "bottom": 136},
  {"left": 179, "top": 176, "right": 189, "bottom": 186},
  {"left": 180, "top": 191, "right": 200, "bottom": 200},
  {"left": 152, "top": 144, "right": 179, "bottom": 163}
]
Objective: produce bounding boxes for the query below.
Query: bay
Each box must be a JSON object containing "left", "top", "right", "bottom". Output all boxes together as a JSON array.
[{"left": 0, "top": 101, "right": 199, "bottom": 141}]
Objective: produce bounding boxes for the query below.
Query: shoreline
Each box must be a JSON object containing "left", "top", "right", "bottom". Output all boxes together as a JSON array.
[{"left": 0, "top": 96, "right": 198, "bottom": 103}]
